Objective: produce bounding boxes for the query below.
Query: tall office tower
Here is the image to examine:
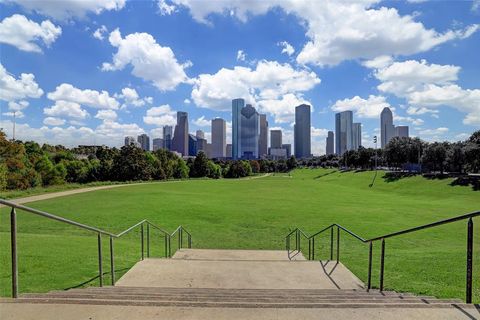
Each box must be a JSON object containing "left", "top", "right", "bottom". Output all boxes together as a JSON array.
[
  {"left": 395, "top": 125, "right": 409, "bottom": 138},
  {"left": 152, "top": 138, "right": 164, "bottom": 151},
  {"left": 212, "top": 118, "right": 226, "bottom": 158},
  {"left": 196, "top": 137, "right": 207, "bottom": 154},
  {"left": 232, "top": 98, "right": 245, "bottom": 159},
  {"left": 196, "top": 130, "right": 205, "bottom": 140},
  {"left": 124, "top": 136, "right": 136, "bottom": 146},
  {"left": 240, "top": 104, "right": 260, "bottom": 159},
  {"left": 137, "top": 133, "right": 150, "bottom": 151},
  {"left": 326, "top": 131, "right": 334, "bottom": 155},
  {"left": 163, "top": 125, "right": 173, "bottom": 150},
  {"left": 226, "top": 144, "right": 232, "bottom": 158},
  {"left": 282, "top": 144, "right": 292, "bottom": 158},
  {"left": 270, "top": 130, "right": 282, "bottom": 149},
  {"left": 381, "top": 107, "right": 395, "bottom": 148},
  {"left": 335, "top": 111, "right": 353, "bottom": 155},
  {"left": 352, "top": 123, "right": 362, "bottom": 151},
  {"left": 258, "top": 114, "right": 268, "bottom": 158},
  {"left": 294, "top": 104, "right": 311, "bottom": 159},
  {"left": 172, "top": 111, "right": 189, "bottom": 156},
  {"left": 188, "top": 134, "right": 197, "bottom": 156}
]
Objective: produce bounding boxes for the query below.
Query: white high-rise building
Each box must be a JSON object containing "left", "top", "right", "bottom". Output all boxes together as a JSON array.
[
  {"left": 232, "top": 98, "right": 245, "bottom": 159},
  {"left": 381, "top": 107, "right": 395, "bottom": 148},
  {"left": 212, "top": 118, "right": 226, "bottom": 158},
  {"left": 335, "top": 111, "right": 353, "bottom": 155}
]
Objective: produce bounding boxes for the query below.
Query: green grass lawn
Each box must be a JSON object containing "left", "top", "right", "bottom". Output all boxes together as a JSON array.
[{"left": 1, "top": 168, "right": 479, "bottom": 302}]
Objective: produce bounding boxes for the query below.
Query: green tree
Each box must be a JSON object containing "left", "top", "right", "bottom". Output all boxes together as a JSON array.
[
  {"left": 190, "top": 151, "right": 209, "bottom": 177},
  {"left": 112, "top": 145, "right": 152, "bottom": 181},
  {"left": 286, "top": 156, "right": 298, "bottom": 170},
  {"left": 464, "top": 131, "right": 480, "bottom": 173}
]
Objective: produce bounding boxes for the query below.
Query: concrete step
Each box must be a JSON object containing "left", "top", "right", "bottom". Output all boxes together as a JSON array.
[
  {"left": 1, "top": 297, "right": 469, "bottom": 309},
  {"left": 17, "top": 293, "right": 463, "bottom": 305}
]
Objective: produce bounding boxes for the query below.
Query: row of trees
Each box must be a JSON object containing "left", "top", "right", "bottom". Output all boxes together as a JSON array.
[
  {"left": 297, "top": 130, "right": 480, "bottom": 174},
  {"left": 0, "top": 131, "right": 298, "bottom": 190}
]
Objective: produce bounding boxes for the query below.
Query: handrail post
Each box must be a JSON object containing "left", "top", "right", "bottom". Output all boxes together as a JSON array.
[
  {"left": 188, "top": 234, "right": 192, "bottom": 248},
  {"left": 296, "top": 229, "right": 300, "bottom": 252},
  {"left": 164, "top": 234, "right": 168, "bottom": 258},
  {"left": 97, "top": 233, "right": 103, "bottom": 287},
  {"left": 168, "top": 235, "right": 171, "bottom": 257},
  {"left": 10, "top": 207, "right": 18, "bottom": 298},
  {"left": 337, "top": 226, "right": 340, "bottom": 263},
  {"left": 312, "top": 237, "right": 315, "bottom": 260},
  {"left": 466, "top": 218, "right": 473, "bottom": 303},
  {"left": 110, "top": 236, "right": 115, "bottom": 286},
  {"left": 141, "top": 224, "right": 144, "bottom": 260},
  {"left": 380, "top": 239, "right": 385, "bottom": 292},
  {"left": 308, "top": 239, "right": 312, "bottom": 260},
  {"left": 330, "top": 227, "right": 333, "bottom": 261},
  {"left": 146, "top": 223, "right": 150, "bottom": 258},
  {"left": 367, "top": 242, "right": 373, "bottom": 292}
]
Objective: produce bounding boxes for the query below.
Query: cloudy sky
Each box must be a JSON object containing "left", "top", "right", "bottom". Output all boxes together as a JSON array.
[{"left": 1, "top": 0, "right": 479, "bottom": 155}]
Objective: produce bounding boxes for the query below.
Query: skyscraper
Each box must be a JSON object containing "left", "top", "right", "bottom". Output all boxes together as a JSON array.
[
  {"left": 294, "top": 104, "right": 311, "bottom": 159},
  {"left": 137, "top": 134, "right": 150, "bottom": 151},
  {"left": 196, "top": 130, "right": 205, "bottom": 140},
  {"left": 152, "top": 138, "right": 164, "bottom": 151},
  {"left": 188, "top": 134, "right": 198, "bottom": 156},
  {"left": 163, "top": 125, "right": 173, "bottom": 150},
  {"left": 335, "top": 111, "right": 353, "bottom": 155},
  {"left": 326, "top": 131, "right": 334, "bottom": 155},
  {"left": 259, "top": 114, "right": 268, "bottom": 158},
  {"left": 226, "top": 144, "right": 232, "bottom": 158},
  {"left": 395, "top": 126, "right": 409, "bottom": 138},
  {"left": 352, "top": 123, "right": 362, "bottom": 151},
  {"left": 232, "top": 98, "right": 245, "bottom": 159},
  {"left": 240, "top": 104, "right": 260, "bottom": 159},
  {"left": 124, "top": 136, "right": 136, "bottom": 146},
  {"left": 212, "top": 118, "right": 226, "bottom": 158},
  {"left": 381, "top": 107, "right": 394, "bottom": 148},
  {"left": 270, "top": 130, "right": 282, "bottom": 149},
  {"left": 172, "top": 111, "right": 188, "bottom": 156},
  {"left": 282, "top": 144, "right": 291, "bottom": 158}
]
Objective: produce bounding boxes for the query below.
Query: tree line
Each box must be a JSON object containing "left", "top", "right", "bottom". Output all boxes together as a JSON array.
[
  {"left": 298, "top": 130, "right": 480, "bottom": 174},
  {"left": 0, "top": 131, "right": 298, "bottom": 190}
]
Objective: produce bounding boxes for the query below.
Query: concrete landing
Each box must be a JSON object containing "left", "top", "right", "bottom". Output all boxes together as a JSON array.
[
  {"left": 172, "top": 249, "right": 306, "bottom": 261},
  {"left": 1, "top": 304, "right": 478, "bottom": 320},
  {"left": 115, "top": 249, "right": 364, "bottom": 290}
]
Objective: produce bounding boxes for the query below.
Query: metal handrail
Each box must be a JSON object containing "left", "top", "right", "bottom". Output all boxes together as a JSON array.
[
  {"left": 171, "top": 225, "right": 192, "bottom": 250},
  {"left": 0, "top": 198, "right": 191, "bottom": 298},
  {"left": 285, "top": 210, "right": 480, "bottom": 303}
]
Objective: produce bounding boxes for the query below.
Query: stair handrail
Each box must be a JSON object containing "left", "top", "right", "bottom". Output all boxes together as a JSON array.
[
  {"left": 285, "top": 210, "right": 480, "bottom": 303},
  {"left": 171, "top": 225, "right": 192, "bottom": 250},
  {"left": 0, "top": 198, "right": 191, "bottom": 298}
]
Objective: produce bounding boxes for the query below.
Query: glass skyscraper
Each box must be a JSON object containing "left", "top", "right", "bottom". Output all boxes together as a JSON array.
[
  {"left": 163, "top": 125, "right": 173, "bottom": 151},
  {"left": 232, "top": 98, "right": 245, "bottom": 160},
  {"left": 352, "top": 123, "right": 362, "bottom": 151},
  {"left": 294, "top": 104, "right": 311, "bottom": 159},
  {"left": 258, "top": 114, "right": 268, "bottom": 158},
  {"left": 381, "top": 107, "right": 394, "bottom": 148},
  {"left": 172, "top": 111, "right": 188, "bottom": 156},
  {"left": 240, "top": 104, "right": 260, "bottom": 159}
]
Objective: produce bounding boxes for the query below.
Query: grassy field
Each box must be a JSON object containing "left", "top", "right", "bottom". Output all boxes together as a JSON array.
[{"left": 1, "top": 168, "right": 480, "bottom": 301}]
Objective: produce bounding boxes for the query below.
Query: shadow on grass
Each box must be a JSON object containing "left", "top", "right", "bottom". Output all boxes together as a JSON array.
[
  {"left": 313, "top": 170, "right": 337, "bottom": 180},
  {"left": 63, "top": 266, "right": 132, "bottom": 290},
  {"left": 450, "top": 176, "right": 480, "bottom": 191},
  {"left": 382, "top": 172, "right": 420, "bottom": 183}
]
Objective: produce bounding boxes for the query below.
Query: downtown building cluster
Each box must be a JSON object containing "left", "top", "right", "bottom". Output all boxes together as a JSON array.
[
  {"left": 326, "top": 107, "right": 409, "bottom": 156},
  {"left": 125, "top": 99, "right": 312, "bottom": 160}
]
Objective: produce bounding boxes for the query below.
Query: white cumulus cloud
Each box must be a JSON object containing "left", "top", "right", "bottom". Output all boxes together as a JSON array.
[
  {"left": 278, "top": 41, "right": 295, "bottom": 56},
  {"left": 0, "top": 14, "right": 62, "bottom": 53},
  {"left": 102, "top": 28, "right": 191, "bottom": 91},
  {"left": 43, "top": 117, "right": 66, "bottom": 126},
  {"left": 0, "top": 63, "right": 44, "bottom": 102},
  {"left": 143, "top": 104, "right": 177, "bottom": 127},
  {"left": 4, "top": 0, "right": 126, "bottom": 20},
  {"left": 192, "top": 116, "right": 210, "bottom": 127},
  {"left": 47, "top": 83, "right": 120, "bottom": 110}
]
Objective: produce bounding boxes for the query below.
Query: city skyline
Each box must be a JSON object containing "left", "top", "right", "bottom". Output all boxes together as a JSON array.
[{"left": 2, "top": 1, "right": 478, "bottom": 154}]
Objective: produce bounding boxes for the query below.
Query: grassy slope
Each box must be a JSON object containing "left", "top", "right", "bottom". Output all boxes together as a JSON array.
[{"left": 1, "top": 169, "right": 479, "bottom": 301}]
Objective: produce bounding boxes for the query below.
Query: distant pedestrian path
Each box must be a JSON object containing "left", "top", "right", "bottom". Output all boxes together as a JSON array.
[{"left": 2, "top": 174, "right": 272, "bottom": 205}]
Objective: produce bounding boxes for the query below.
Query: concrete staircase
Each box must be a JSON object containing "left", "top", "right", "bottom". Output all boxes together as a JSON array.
[{"left": 1, "top": 249, "right": 479, "bottom": 319}]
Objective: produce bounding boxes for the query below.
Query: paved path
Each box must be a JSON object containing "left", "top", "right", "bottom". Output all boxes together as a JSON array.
[{"left": 2, "top": 174, "right": 273, "bottom": 206}]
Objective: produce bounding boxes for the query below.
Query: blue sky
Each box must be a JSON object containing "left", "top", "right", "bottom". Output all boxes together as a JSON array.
[{"left": 0, "top": 0, "right": 479, "bottom": 154}]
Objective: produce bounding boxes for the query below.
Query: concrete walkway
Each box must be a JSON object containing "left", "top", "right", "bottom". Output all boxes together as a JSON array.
[{"left": 116, "top": 249, "right": 364, "bottom": 290}]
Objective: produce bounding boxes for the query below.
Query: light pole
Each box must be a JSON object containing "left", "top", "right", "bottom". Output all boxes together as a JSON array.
[
  {"left": 373, "top": 135, "right": 378, "bottom": 171},
  {"left": 12, "top": 111, "right": 16, "bottom": 140}
]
